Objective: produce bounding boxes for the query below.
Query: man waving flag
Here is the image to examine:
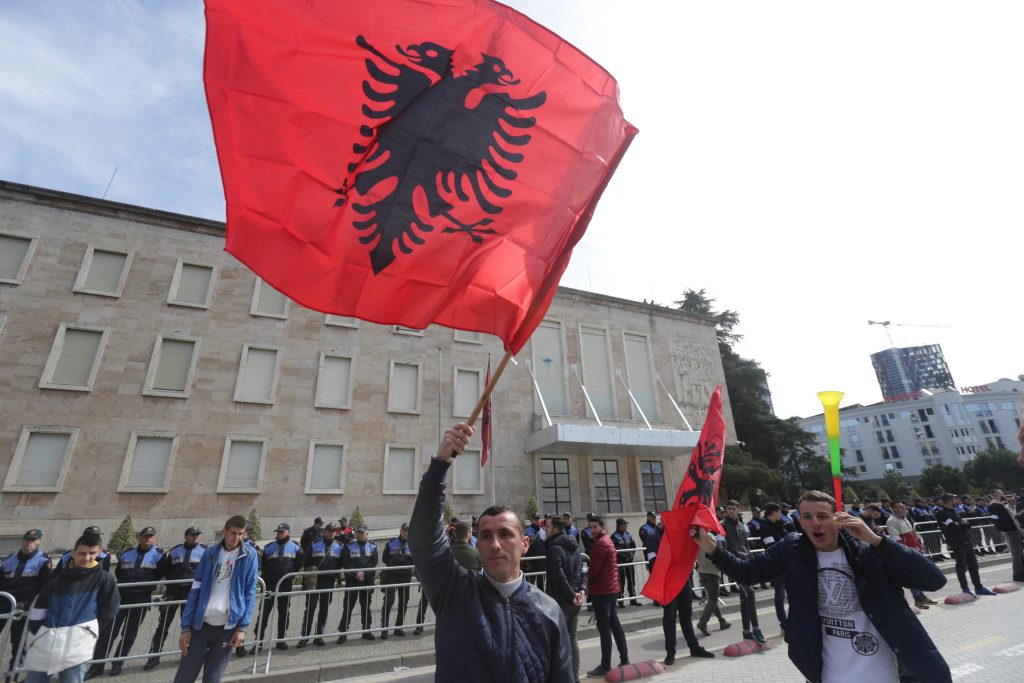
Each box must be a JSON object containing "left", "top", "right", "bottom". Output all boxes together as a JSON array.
[
  {"left": 642, "top": 386, "right": 727, "bottom": 605},
  {"left": 204, "top": 0, "right": 636, "bottom": 354}
]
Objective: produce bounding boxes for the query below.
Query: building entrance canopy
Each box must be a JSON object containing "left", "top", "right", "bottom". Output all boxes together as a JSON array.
[{"left": 524, "top": 423, "right": 699, "bottom": 457}]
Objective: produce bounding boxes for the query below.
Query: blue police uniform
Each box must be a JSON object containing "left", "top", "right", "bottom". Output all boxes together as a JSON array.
[
  {"left": 58, "top": 549, "right": 111, "bottom": 574},
  {"left": 257, "top": 537, "right": 303, "bottom": 645},
  {"left": 299, "top": 536, "right": 343, "bottom": 643},
  {"left": 107, "top": 544, "right": 165, "bottom": 672},
  {"left": 146, "top": 542, "right": 205, "bottom": 664},
  {"left": 380, "top": 536, "right": 414, "bottom": 637},
  {"left": 611, "top": 528, "right": 639, "bottom": 602},
  {"left": 0, "top": 548, "right": 51, "bottom": 669},
  {"left": 337, "top": 539, "right": 378, "bottom": 641}
]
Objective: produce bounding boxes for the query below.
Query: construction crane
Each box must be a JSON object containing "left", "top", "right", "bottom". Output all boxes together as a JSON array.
[{"left": 867, "top": 320, "right": 950, "bottom": 348}]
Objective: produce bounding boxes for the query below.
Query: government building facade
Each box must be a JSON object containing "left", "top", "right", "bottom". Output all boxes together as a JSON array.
[{"left": 0, "top": 180, "right": 733, "bottom": 550}]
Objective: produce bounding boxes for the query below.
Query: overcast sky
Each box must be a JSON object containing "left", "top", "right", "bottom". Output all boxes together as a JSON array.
[{"left": 2, "top": 1, "right": 1020, "bottom": 419}]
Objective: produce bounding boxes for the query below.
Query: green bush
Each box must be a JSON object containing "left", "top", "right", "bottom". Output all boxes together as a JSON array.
[
  {"left": 350, "top": 506, "right": 365, "bottom": 532},
  {"left": 246, "top": 507, "right": 262, "bottom": 540},
  {"left": 108, "top": 515, "right": 136, "bottom": 555}
]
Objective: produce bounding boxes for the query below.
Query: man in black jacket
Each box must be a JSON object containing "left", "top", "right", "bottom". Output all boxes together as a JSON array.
[
  {"left": 337, "top": 526, "right": 378, "bottom": 643},
  {"left": 409, "top": 423, "right": 572, "bottom": 683},
  {"left": 695, "top": 489, "right": 951, "bottom": 683},
  {"left": 990, "top": 490, "right": 1024, "bottom": 582},
  {"left": 545, "top": 516, "right": 585, "bottom": 682},
  {"left": 0, "top": 529, "right": 51, "bottom": 672},
  {"left": 297, "top": 523, "right": 342, "bottom": 647},
  {"left": 611, "top": 519, "right": 640, "bottom": 607},
  {"left": 759, "top": 503, "right": 789, "bottom": 631},
  {"left": 722, "top": 500, "right": 763, "bottom": 644},
  {"left": 935, "top": 493, "right": 996, "bottom": 596},
  {"left": 380, "top": 523, "right": 415, "bottom": 639}
]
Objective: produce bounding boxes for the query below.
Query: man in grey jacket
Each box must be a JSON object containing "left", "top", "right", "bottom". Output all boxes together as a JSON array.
[
  {"left": 722, "top": 500, "right": 764, "bottom": 644},
  {"left": 409, "top": 423, "right": 573, "bottom": 683}
]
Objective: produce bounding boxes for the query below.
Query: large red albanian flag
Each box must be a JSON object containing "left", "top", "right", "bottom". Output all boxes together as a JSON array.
[
  {"left": 642, "top": 386, "right": 727, "bottom": 605},
  {"left": 204, "top": 0, "right": 636, "bottom": 353}
]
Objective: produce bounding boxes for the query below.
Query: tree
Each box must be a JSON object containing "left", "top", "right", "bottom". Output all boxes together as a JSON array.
[
  {"left": 349, "top": 506, "right": 365, "bottom": 532},
  {"left": 525, "top": 495, "right": 540, "bottom": 522},
  {"left": 246, "top": 507, "right": 262, "bottom": 540},
  {"left": 881, "top": 471, "right": 913, "bottom": 501},
  {"left": 718, "top": 445, "right": 783, "bottom": 505},
  {"left": 673, "top": 288, "right": 742, "bottom": 348},
  {"left": 443, "top": 501, "right": 455, "bottom": 526},
  {"left": 874, "top": 488, "right": 891, "bottom": 502},
  {"left": 843, "top": 486, "right": 859, "bottom": 503},
  {"left": 916, "top": 465, "right": 971, "bottom": 497},
  {"left": 963, "top": 448, "right": 1024, "bottom": 492},
  {"left": 109, "top": 515, "right": 135, "bottom": 555}
]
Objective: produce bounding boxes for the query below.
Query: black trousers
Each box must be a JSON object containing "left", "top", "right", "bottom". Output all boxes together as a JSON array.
[
  {"left": 591, "top": 594, "right": 628, "bottom": 670},
  {"left": 662, "top": 580, "right": 698, "bottom": 654},
  {"left": 617, "top": 563, "right": 636, "bottom": 599},
  {"left": 150, "top": 588, "right": 190, "bottom": 655},
  {"left": 950, "top": 540, "right": 982, "bottom": 591},
  {"left": 256, "top": 583, "right": 292, "bottom": 641},
  {"left": 112, "top": 593, "right": 152, "bottom": 659},
  {"left": 300, "top": 586, "right": 334, "bottom": 637},
  {"left": 381, "top": 585, "right": 410, "bottom": 629},
  {"left": 415, "top": 590, "right": 431, "bottom": 625},
  {"left": 339, "top": 581, "right": 373, "bottom": 632}
]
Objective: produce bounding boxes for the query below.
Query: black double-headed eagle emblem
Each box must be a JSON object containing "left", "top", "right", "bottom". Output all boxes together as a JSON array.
[{"left": 335, "top": 35, "right": 547, "bottom": 274}]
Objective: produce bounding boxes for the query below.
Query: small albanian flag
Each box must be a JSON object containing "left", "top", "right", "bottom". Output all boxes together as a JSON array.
[
  {"left": 203, "top": 0, "right": 636, "bottom": 354},
  {"left": 641, "top": 386, "right": 726, "bottom": 605}
]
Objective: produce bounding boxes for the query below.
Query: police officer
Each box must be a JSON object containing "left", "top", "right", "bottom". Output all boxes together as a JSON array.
[
  {"left": 55, "top": 525, "right": 112, "bottom": 575},
  {"left": 580, "top": 512, "right": 596, "bottom": 555},
  {"left": 255, "top": 523, "right": 303, "bottom": 652},
  {"left": 562, "top": 512, "right": 580, "bottom": 539},
  {"left": 144, "top": 526, "right": 205, "bottom": 670},
  {"left": 639, "top": 511, "right": 661, "bottom": 571},
  {"left": 297, "top": 523, "right": 341, "bottom": 648},
  {"left": 336, "top": 517, "right": 354, "bottom": 547},
  {"left": 0, "top": 529, "right": 51, "bottom": 670},
  {"left": 523, "top": 515, "right": 546, "bottom": 592},
  {"left": 300, "top": 517, "right": 324, "bottom": 555},
  {"left": 380, "top": 523, "right": 414, "bottom": 640},
  {"left": 611, "top": 519, "right": 640, "bottom": 606},
  {"left": 234, "top": 525, "right": 262, "bottom": 658},
  {"left": 100, "top": 526, "right": 164, "bottom": 677},
  {"left": 337, "top": 525, "right": 377, "bottom": 643}
]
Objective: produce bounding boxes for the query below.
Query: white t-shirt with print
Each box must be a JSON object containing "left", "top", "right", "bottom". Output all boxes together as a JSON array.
[
  {"left": 203, "top": 545, "right": 242, "bottom": 627},
  {"left": 817, "top": 548, "right": 899, "bottom": 683}
]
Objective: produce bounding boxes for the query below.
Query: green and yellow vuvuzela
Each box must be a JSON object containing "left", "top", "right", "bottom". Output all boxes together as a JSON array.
[{"left": 817, "top": 391, "right": 845, "bottom": 508}]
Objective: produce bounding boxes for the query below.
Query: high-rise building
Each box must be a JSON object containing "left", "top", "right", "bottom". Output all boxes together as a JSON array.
[{"left": 870, "top": 344, "right": 955, "bottom": 403}]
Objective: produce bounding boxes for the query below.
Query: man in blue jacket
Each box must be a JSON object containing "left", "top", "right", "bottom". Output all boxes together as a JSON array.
[
  {"left": 172, "top": 515, "right": 257, "bottom": 683},
  {"left": 693, "top": 489, "right": 951, "bottom": 683},
  {"left": 409, "top": 423, "right": 573, "bottom": 683}
]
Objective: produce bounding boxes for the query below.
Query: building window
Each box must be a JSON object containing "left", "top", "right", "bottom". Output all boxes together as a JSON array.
[
  {"left": 532, "top": 320, "right": 567, "bottom": 416},
  {"left": 167, "top": 261, "right": 215, "bottom": 308},
  {"left": 640, "top": 460, "right": 669, "bottom": 512},
  {"left": 393, "top": 326, "right": 424, "bottom": 336},
  {"left": 453, "top": 368, "right": 482, "bottom": 418},
  {"left": 579, "top": 325, "right": 616, "bottom": 420},
  {"left": 73, "top": 246, "right": 132, "bottom": 297},
  {"left": 315, "top": 353, "right": 353, "bottom": 409},
  {"left": 387, "top": 361, "right": 421, "bottom": 414},
  {"left": 454, "top": 329, "right": 483, "bottom": 344},
  {"left": 540, "top": 458, "right": 571, "bottom": 512},
  {"left": 885, "top": 430, "right": 895, "bottom": 443},
  {"left": 593, "top": 459, "right": 622, "bottom": 514},
  {"left": 988, "top": 419, "right": 999, "bottom": 434},
  {"left": 924, "top": 425, "right": 934, "bottom": 439},
  {"left": 250, "top": 277, "right": 289, "bottom": 318},
  {"left": 453, "top": 449, "right": 483, "bottom": 494},
  {"left": 623, "top": 332, "right": 658, "bottom": 421},
  {"left": 325, "top": 314, "right": 358, "bottom": 328},
  {"left": 0, "top": 233, "right": 37, "bottom": 284},
  {"left": 118, "top": 432, "right": 177, "bottom": 492},
  {"left": 855, "top": 449, "right": 864, "bottom": 463},
  {"left": 143, "top": 335, "right": 200, "bottom": 397},
  {"left": 234, "top": 345, "right": 280, "bottom": 404},
  {"left": 305, "top": 441, "right": 346, "bottom": 494},
  {"left": 876, "top": 431, "right": 885, "bottom": 444},
  {"left": 890, "top": 445, "right": 900, "bottom": 459},
  {"left": 996, "top": 436, "right": 1006, "bottom": 449},
  {"left": 39, "top": 323, "right": 109, "bottom": 392},
  {"left": 217, "top": 437, "right": 267, "bottom": 492},
  {"left": 858, "top": 465, "right": 867, "bottom": 473},
  {"left": 3, "top": 427, "right": 78, "bottom": 492},
  {"left": 383, "top": 444, "right": 418, "bottom": 494}
]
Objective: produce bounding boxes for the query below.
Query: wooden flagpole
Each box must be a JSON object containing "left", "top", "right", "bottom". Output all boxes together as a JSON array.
[{"left": 450, "top": 348, "right": 514, "bottom": 457}]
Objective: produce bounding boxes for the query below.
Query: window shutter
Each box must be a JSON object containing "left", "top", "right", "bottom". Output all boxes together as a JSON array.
[
  {"left": 325, "top": 315, "right": 357, "bottom": 327},
  {"left": 224, "top": 441, "right": 262, "bottom": 489},
  {"left": 317, "top": 356, "right": 352, "bottom": 406},
  {"left": 455, "top": 450, "right": 481, "bottom": 491},
  {"left": 83, "top": 250, "right": 128, "bottom": 293},
  {"left": 0, "top": 235, "right": 31, "bottom": 280},
  {"left": 240, "top": 348, "right": 277, "bottom": 401},
  {"left": 19, "top": 433, "right": 70, "bottom": 487},
  {"left": 153, "top": 339, "right": 195, "bottom": 392},
  {"left": 624, "top": 333, "right": 657, "bottom": 419},
  {"left": 386, "top": 447, "right": 416, "bottom": 491},
  {"left": 128, "top": 437, "right": 173, "bottom": 488},
  {"left": 533, "top": 321, "right": 567, "bottom": 415},
  {"left": 255, "top": 280, "right": 287, "bottom": 316},
  {"left": 310, "top": 444, "right": 343, "bottom": 489},
  {"left": 454, "top": 369, "right": 480, "bottom": 416},
  {"left": 580, "top": 327, "right": 615, "bottom": 419},
  {"left": 389, "top": 363, "right": 419, "bottom": 412},
  {"left": 175, "top": 264, "right": 213, "bottom": 305},
  {"left": 52, "top": 328, "right": 102, "bottom": 386}
]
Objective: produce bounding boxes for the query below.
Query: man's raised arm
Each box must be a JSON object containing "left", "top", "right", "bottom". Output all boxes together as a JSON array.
[{"left": 408, "top": 423, "right": 474, "bottom": 613}]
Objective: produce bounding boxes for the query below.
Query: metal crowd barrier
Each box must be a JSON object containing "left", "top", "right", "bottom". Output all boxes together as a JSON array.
[{"left": 911, "top": 515, "right": 1008, "bottom": 560}]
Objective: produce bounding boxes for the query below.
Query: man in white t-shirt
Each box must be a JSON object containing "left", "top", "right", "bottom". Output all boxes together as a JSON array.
[
  {"left": 173, "top": 515, "right": 259, "bottom": 683},
  {"left": 694, "top": 490, "right": 951, "bottom": 682}
]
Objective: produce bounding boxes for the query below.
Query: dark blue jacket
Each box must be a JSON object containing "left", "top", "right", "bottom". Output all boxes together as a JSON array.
[
  {"left": 712, "top": 530, "right": 950, "bottom": 683},
  {"left": 544, "top": 532, "right": 583, "bottom": 606},
  {"left": 410, "top": 458, "right": 573, "bottom": 683}
]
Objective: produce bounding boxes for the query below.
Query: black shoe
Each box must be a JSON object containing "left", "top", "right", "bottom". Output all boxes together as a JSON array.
[
  {"left": 143, "top": 658, "right": 160, "bottom": 671},
  {"left": 742, "top": 630, "right": 754, "bottom": 641},
  {"left": 413, "top": 627, "right": 423, "bottom": 635},
  {"left": 696, "top": 622, "right": 710, "bottom": 637},
  {"left": 752, "top": 629, "right": 766, "bottom": 645},
  {"left": 619, "top": 658, "right": 629, "bottom": 667},
  {"left": 380, "top": 631, "right": 389, "bottom": 640},
  {"left": 235, "top": 646, "right": 248, "bottom": 658},
  {"left": 108, "top": 663, "right": 123, "bottom": 677},
  {"left": 630, "top": 599, "right": 641, "bottom": 606},
  {"left": 336, "top": 635, "right": 347, "bottom": 644},
  {"left": 313, "top": 638, "right": 326, "bottom": 646},
  {"left": 296, "top": 639, "right": 307, "bottom": 648},
  {"left": 718, "top": 620, "right": 731, "bottom": 631},
  {"left": 586, "top": 666, "right": 610, "bottom": 678},
  {"left": 394, "top": 629, "right": 406, "bottom": 636},
  {"left": 690, "top": 645, "right": 715, "bottom": 658},
  {"left": 362, "top": 632, "right": 376, "bottom": 641},
  {"left": 719, "top": 588, "right": 729, "bottom": 597},
  {"left": 275, "top": 641, "right": 289, "bottom": 651},
  {"left": 84, "top": 666, "right": 104, "bottom": 681},
  {"left": 664, "top": 652, "right": 675, "bottom": 666}
]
